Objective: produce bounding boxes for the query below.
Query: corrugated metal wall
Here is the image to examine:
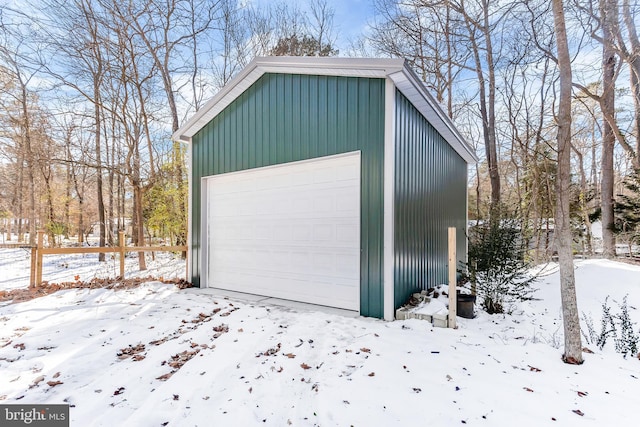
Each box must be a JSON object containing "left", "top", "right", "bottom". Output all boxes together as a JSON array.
[
  {"left": 191, "top": 73, "right": 386, "bottom": 317},
  {"left": 394, "top": 90, "right": 468, "bottom": 308}
]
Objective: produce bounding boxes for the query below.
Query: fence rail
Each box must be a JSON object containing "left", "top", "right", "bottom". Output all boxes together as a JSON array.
[
  {"left": 0, "top": 243, "right": 34, "bottom": 249},
  {"left": 29, "top": 230, "right": 187, "bottom": 287}
]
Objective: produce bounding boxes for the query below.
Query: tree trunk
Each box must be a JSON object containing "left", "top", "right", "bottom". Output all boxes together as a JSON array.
[
  {"left": 64, "top": 161, "right": 71, "bottom": 239},
  {"left": 552, "top": 0, "right": 583, "bottom": 365},
  {"left": 94, "top": 86, "right": 106, "bottom": 260},
  {"left": 600, "top": 0, "right": 618, "bottom": 258},
  {"left": 133, "top": 184, "right": 146, "bottom": 271},
  {"left": 622, "top": 0, "right": 640, "bottom": 163}
]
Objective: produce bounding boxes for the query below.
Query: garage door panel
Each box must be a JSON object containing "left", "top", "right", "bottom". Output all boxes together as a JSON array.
[{"left": 207, "top": 152, "right": 361, "bottom": 311}]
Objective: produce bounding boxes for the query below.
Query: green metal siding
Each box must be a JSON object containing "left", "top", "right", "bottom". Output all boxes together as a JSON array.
[
  {"left": 394, "top": 90, "right": 468, "bottom": 308},
  {"left": 191, "top": 74, "right": 386, "bottom": 318}
]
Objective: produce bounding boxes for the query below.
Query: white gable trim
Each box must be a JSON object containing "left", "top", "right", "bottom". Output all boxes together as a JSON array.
[{"left": 173, "top": 56, "right": 478, "bottom": 164}]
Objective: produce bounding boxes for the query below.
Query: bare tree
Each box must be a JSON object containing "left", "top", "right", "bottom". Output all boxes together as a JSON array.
[
  {"left": 552, "top": 0, "right": 583, "bottom": 364},
  {"left": 600, "top": 0, "right": 619, "bottom": 257},
  {"left": 0, "top": 32, "right": 39, "bottom": 245}
]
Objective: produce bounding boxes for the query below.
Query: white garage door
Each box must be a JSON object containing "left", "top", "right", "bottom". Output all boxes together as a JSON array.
[{"left": 206, "top": 152, "right": 361, "bottom": 311}]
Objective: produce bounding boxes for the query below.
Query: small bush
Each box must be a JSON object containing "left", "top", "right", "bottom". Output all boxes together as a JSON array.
[
  {"left": 463, "top": 214, "right": 537, "bottom": 314},
  {"left": 582, "top": 295, "right": 639, "bottom": 358}
]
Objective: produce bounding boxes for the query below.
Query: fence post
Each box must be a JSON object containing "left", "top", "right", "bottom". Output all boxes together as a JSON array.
[
  {"left": 29, "top": 246, "right": 37, "bottom": 288},
  {"left": 448, "top": 227, "right": 457, "bottom": 329},
  {"left": 36, "top": 230, "right": 45, "bottom": 286},
  {"left": 119, "top": 231, "right": 125, "bottom": 279}
]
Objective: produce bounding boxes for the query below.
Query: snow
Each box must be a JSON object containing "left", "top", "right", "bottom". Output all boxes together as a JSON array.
[
  {"left": 1, "top": 252, "right": 639, "bottom": 426},
  {"left": 0, "top": 248, "right": 186, "bottom": 291}
]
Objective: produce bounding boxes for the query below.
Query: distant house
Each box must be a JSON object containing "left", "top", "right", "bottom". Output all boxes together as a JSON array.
[{"left": 173, "top": 57, "right": 478, "bottom": 319}]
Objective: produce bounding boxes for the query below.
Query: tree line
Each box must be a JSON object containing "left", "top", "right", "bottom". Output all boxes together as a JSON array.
[
  {"left": 366, "top": 0, "right": 640, "bottom": 262},
  {"left": 0, "top": 0, "right": 337, "bottom": 267}
]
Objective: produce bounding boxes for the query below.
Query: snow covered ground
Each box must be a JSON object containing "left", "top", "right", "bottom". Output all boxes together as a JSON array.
[
  {"left": 0, "top": 251, "right": 638, "bottom": 426},
  {"left": 0, "top": 248, "right": 186, "bottom": 291}
]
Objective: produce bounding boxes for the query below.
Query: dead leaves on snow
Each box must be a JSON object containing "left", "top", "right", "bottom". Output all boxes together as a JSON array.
[
  {"left": 257, "top": 343, "right": 281, "bottom": 358},
  {"left": 0, "top": 276, "right": 193, "bottom": 304},
  {"left": 156, "top": 349, "right": 201, "bottom": 381},
  {"left": 117, "top": 343, "right": 146, "bottom": 361},
  {"left": 212, "top": 323, "right": 229, "bottom": 339}
]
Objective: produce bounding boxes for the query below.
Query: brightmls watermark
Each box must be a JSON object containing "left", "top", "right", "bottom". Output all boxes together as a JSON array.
[{"left": 1, "top": 404, "right": 69, "bottom": 426}]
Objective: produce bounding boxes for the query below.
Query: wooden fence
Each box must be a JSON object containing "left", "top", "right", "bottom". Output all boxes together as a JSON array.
[{"left": 27, "top": 230, "right": 187, "bottom": 287}]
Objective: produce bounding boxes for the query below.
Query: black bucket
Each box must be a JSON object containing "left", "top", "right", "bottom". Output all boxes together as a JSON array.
[{"left": 456, "top": 293, "right": 476, "bottom": 319}]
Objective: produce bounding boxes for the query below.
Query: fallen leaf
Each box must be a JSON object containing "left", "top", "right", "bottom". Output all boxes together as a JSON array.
[
  {"left": 52, "top": 372, "right": 61, "bottom": 379},
  {"left": 572, "top": 410, "right": 584, "bottom": 416},
  {"left": 523, "top": 387, "right": 534, "bottom": 392},
  {"left": 368, "top": 372, "right": 375, "bottom": 377},
  {"left": 31, "top": 376, "right": 45, "bottom": 388},
  {"left": 300, "top": 363, "right": 311, "bottom": 370},
  {"left": 446, "top": 374, "right": 453, "bottom": 381},
  {"left": 284, "top": 353, "right": 296, "bottom": 359},
  {"left": 413, "top": 387, "right": 422, "bottom": 393},
  {"left": 212, "top": 324, "right": 229, "bottom": 333},
  {"left": 360, "top": 348, "right": 371, "bottom": 353},
  {"left": 113, "top": 387, "right": 125, "bottom": 396},
  {"left": 583, "top": 347, "right": 594, "bottom": 354},
  {"left": 47, "top": 381, "right": 63, "bottom": 387},
  {"left": 528, "top": 365, "right": 542, "bottom": 372},
  {"left": 577, "top": 391, "right": 588, "bottom": 397},
  {"left": 156, "top": 373, "right": 173, "bottom": 381},
  {"left": 248, "top": 387, "right": 253, "bottom": 393}
]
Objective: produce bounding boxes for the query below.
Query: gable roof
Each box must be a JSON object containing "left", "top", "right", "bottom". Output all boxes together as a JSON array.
[{"left": 173, "top": 56, "right": 478, "bottom": 164}]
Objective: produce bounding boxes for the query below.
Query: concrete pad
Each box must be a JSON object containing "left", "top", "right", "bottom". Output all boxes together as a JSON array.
[{"left": 186, "top": 287, "right": 360, "bottom": 318}]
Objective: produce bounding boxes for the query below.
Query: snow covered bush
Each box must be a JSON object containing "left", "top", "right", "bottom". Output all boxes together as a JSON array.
[
  {"left": 583, "top": 295, "right": 639, "bottom": 358},
  {"left": 464, "top": 214, "right": 537, "bottom": 314}
]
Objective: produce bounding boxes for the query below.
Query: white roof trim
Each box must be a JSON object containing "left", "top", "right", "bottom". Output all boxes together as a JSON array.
[{"left": 173, "top": 56, "right": 478, "bottom": 164}]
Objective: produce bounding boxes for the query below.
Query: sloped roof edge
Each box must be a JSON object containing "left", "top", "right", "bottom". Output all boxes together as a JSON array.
[{"left": 173, "top": 56, "right": 478, "bottom": 164}]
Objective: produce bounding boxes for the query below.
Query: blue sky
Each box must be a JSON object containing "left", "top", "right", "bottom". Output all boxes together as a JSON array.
[{"left": 328, "top": 0, "right": 375, "bottom": 43}]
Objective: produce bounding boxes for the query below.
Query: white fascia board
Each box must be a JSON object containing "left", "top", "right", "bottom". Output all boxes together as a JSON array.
[
  {"left": 389, "top": 66, "right": 479, "bottom": 164},
  {"left": 173, "top": 56, "right": 478, "bottom": 166},
  {"left": 172, "top": 57, "right": 406, "bottom": 142}
]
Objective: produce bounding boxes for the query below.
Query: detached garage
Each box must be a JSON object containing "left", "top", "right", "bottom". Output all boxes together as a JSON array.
[{"left": 173, "top": 57, "right": 477, "bottom": 320}]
